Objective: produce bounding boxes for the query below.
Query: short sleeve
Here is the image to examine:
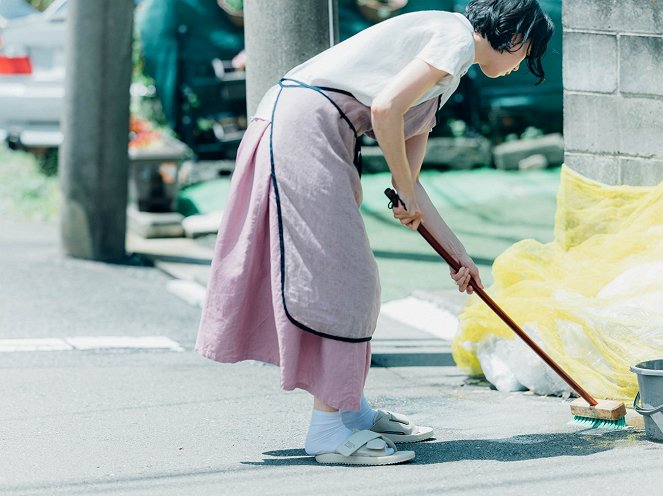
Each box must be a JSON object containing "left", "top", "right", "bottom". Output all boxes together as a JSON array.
[{"left": 415, "top": 26, "right": 474, "bottom": 76}]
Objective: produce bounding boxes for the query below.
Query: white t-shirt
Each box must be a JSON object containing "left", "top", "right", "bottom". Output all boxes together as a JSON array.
[{"left": 253, "top": 11, "right": 475, "bottom": 121}]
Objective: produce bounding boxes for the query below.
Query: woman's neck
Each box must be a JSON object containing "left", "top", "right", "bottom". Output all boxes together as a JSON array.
[{"left": 472, "top": 32, "right": 492, "bottom": 66}]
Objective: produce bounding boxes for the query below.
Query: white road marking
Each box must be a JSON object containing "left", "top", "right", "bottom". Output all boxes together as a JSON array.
[
  {"left": 0, "top": 336, "right": 184, "bottom": 352},
  {"left": 380, "top": 296, "right": 459, "bottom": 341},
  {"left": 0, "top": 338, "right": 74, "bottom": 352},
  {"left": 164, "top": 272, "right": 460, "bottom": 344}
]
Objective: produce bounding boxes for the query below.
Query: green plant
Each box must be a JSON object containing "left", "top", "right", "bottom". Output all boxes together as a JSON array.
[
  {"left": 0, "top": 145, "right": 59, "bottom": 222},
  {"left": 223, "top": 0, "right": 243, "bottom": 11},
  {"left": 27, "top": 0, "right": 56, "bottom": 11},
  {"left": 131, "top": 27, "right": 167, "bottom": 128}
]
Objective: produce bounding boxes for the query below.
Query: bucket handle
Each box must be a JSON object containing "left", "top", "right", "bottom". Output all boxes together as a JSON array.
[{"left": 633, "top": 392, "right": 663, "bottom": 416}]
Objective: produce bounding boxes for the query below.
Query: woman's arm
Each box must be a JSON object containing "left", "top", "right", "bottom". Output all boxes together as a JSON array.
[
  {"left": 404, "top": 132, "right": 484, "bottom": 293},
  {"left": 371, "top": 58, "right": 447, "bottom": 231},
  {"left": 373, "top": 59, "right": 483, "bottom": 292},
  {"left": 403, "top": 132, "right": 463, "bottom": 255}
]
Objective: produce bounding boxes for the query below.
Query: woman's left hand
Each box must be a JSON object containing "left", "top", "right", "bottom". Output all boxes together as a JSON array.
[{"left": 390, "top": 187, "right": 424, "bottom": 231}]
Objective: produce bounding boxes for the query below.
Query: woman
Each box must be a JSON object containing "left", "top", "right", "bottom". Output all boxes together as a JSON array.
[{"left": 196, "top": 0, "right": 554, "bottom": 465}]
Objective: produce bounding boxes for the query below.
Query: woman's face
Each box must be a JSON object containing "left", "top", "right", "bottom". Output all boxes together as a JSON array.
[{"left": 479, "top": 39, "right": 530, "bottom": 79}]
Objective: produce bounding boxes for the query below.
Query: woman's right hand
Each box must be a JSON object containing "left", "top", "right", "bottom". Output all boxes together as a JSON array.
[
  {"left": 390, "top": 187, "right": 424, "bottom": 231},
  {"left": 450, "top": 251, "right": 484, "bottom": 294}
]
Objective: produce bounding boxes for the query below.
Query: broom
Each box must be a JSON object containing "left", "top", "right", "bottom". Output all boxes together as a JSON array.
[{"left": 384, "top": 188, "right": 627, "bottom": 429}]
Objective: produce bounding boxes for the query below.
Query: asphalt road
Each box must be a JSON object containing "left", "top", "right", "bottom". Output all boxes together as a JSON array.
[{"left": 1, "top": 219, "right": 660, "bottom": 496}]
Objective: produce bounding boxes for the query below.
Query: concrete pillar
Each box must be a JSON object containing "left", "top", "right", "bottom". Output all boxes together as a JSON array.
[
  {"left": 59, "top": 0, "right": 134, "bottom": 261},
  {"left": 243, "top": 0, "right": 338, "bottom": 117},
  {"left": 563, "top": 0, "right": 663, "bottom": 186}
]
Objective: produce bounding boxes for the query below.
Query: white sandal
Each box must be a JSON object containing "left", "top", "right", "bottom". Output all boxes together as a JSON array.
[
  {"left": 370, "top": 409, "right": 435, "bottom": 443},
  {"left": 314, "top": 430, "right": 415, "bottom": 465}
]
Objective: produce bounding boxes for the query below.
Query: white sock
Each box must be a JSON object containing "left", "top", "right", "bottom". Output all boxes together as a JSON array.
[
  {"left": 305, "top": 407, "right": 394, "bottom": 457},
  {"left": 340, "top": 393, "right": 379, "bottom": 430},
  {"left": 304, "top": 409, "right": 354, "bottom": 455}
]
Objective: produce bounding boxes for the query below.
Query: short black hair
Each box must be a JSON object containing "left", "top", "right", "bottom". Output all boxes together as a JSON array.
[{"left": 465, "top": 0, "right": 554, "bottom": 85}]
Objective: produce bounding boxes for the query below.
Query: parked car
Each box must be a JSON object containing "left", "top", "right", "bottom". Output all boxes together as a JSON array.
[
  {"left": 0, "top": 0, "right": 37, "bottom": 27},
  {"left": 0, "top": 0, "right": 66, "bottom": 149}
]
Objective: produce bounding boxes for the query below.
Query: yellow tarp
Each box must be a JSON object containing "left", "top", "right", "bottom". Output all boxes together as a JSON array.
[{"left": 452, "top": 165, "right": 663, "bottom": 401}]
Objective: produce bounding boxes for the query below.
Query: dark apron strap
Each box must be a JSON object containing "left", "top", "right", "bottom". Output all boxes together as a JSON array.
[{"left": 434, "top": 93, "right": 443, "bottom": 128}]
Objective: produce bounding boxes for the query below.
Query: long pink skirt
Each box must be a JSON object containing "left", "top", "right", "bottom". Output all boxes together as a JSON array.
[{"left": 195, "top": 85, "right": 438, "bottom": 410}]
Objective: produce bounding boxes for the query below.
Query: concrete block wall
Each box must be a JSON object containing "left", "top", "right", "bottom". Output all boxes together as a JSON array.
[{"left": 563, "top": 0, "right": 663, "bottom": 186}]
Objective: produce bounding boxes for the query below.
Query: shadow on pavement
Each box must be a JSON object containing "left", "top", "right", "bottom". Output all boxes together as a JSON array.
[
  {"left": 246, "top": 430, "right": 643, "bottom": 466},
  {"left": 404, "top": 431, "right": 643, "bottom": 464},
  {"left": 371, "top": 352, "right": 456, "bottom": 367},
  {"left": 134, "top": 254, "right": 213, "bottom": 265},
  {"left": 242, "top": 448, "right": 317, "bottom": 466}
]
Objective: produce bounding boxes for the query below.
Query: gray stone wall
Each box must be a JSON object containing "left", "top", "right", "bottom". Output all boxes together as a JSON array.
[{"left": 563, "top": 0, "right": 663, "bottom": 186}]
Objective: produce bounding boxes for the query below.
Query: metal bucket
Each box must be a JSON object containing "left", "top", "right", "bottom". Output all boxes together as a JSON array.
[{"left": 631, "top": 360, "right": 663, "bottom": 442}]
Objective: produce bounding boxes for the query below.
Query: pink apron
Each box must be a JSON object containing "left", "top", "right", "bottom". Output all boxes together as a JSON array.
[{"left": 195, "top": 79, "right": 439, "bottom": 409}]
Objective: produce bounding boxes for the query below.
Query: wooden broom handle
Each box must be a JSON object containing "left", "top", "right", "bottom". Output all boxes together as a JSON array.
[{"left": 384, "top": 188, "right": 598, "bottom": 406}]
